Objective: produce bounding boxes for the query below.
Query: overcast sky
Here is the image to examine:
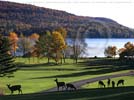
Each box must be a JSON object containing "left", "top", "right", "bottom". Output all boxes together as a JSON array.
[{"left": 3, "top": 0, "right": 134, "bottom": 28}]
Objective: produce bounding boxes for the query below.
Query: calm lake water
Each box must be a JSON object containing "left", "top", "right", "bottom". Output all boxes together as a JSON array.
[
  {"left": 16, "top": 38, "right": 134, "bottom": 57},
  {"left": 84, "top": 38, "right": 134, "bottom": 57}
]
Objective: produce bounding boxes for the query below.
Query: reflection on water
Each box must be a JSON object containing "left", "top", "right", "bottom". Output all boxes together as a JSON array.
[{"left": 85, "top": 38, "right": 134, "bottom": 57}]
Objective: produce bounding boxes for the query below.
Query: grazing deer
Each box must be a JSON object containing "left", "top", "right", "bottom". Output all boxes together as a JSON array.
[
  {"left": 54, "top": 78, "right": 65, "bottom": 91},
  {"left": 7, "top": 84, "right": 22, "bottom": 94},
  {"left": 107, "top": 78, "right": 111, "bottom": 87},
  {"left": 66, "top": 83, "right": 76, "bottom": 90},
  {"left": 98, "top": 80, "right": 105, "bottom": 88},
  {"left": 117, "top": 79, "right": 124, "bottom": 87}
]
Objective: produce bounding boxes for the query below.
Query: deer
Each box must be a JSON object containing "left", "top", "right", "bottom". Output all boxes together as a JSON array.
[
  {"left": 66, "top": 83, "right": 76, "bottom": 90},
  {"left": 98, "top": 80, "right": 105, "bottom": 88},
  {"left": 112, "top": 81, "right": 115, "bottom": 88},
  {"left": 117, "top": 79, "right": 124, "bottom": 87},
  {"left": 107, "top": 78, "right": 111, "bottom": 87},
  {"left": 7, "top": 84, "right": 22, "bottom": 94},
  {"left": 54, "top": 78, "right": 66, "bottom": 91}
]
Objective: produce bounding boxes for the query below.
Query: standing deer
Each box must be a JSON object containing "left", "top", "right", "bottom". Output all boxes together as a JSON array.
[
  {"left": 66, "top": 83, "right": 76, "bottom": 90},
  {"left": 7, "top": 84, "right": 22, "bottom": 94},
  {"left": 107, "top": 78, "right": 111, "bottom": 87},
  {"left": 117, "top": 79, "right": 124, "bottom": 87},
  {"left": 98, "top": 80, "right": 105, "bottom": 88},
  {"left": 112, "top": 81, "right": 115, "bottom": 88},
  {"left": 54, "top": 78, "right": 65, "bottom": 91}
]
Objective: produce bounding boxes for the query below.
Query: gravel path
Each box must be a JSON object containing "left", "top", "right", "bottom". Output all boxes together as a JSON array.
[{"left": 41, "top": 71, "right": 134, "bottom": 93}]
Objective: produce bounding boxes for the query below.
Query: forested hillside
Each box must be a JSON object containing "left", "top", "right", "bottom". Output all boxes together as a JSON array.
[{"left": 0, "top": 1, "right": 134, "bottom": 38}]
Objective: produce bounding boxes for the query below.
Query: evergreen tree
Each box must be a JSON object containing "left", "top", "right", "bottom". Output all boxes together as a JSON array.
[{"left": 0, "top": 35, "right": 17, "bottom": 77}]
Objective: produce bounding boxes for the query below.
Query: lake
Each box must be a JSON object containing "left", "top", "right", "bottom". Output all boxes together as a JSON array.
[
  {"left": 16, "top": 38, "right": 134, "bottom": 57},
  {"left": 84, "top": 38, "right": 134, "bottom": 57}
]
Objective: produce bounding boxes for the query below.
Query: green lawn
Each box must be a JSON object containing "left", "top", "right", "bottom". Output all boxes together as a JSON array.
[
  {"left": 0, "top": 58, "right": 134, "bottom": 95},
  {"left": 82, "top": 76, "right": 134, "bottom": 89}
]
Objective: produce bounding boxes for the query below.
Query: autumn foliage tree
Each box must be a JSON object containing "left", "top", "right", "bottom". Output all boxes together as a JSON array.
[
  {"left": 118, "top": 42, "right": 134, "bottom": 59},
  {"left": 104, "top": 46, "right": 117, "bottom": 58},
  {"left": 35, "top": 29, "right": 67, "bottom": 64},
  {"left": 55, "top": 27, "right": 67, "bottom": 39},
  {"left": 54, "top": 27, "right": 67, "bottom": 63},
  {"left": 28, "top": 33, "right": 40, "bottom": 57},
  {"left": 8, "top": 32, "right": 18, "bottom": 56},
  {"left": 35, "top": 31, "right": 52, "bottom": 63},
  {"left": 29, "top": 33, "right": 40, "bottom": 42},
  {"left": 51, "top": 31, "right": 67, "bottom": 63}
]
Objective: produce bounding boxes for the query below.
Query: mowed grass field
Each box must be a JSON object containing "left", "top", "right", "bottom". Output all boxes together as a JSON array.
[{"left": 0, "top": 57, "right": 134, "bottom": 97}]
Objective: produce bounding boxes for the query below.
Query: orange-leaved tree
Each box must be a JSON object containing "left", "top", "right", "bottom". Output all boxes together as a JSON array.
[
  {"left": 118, "top": 42, "right": 134, "bottom": 59},
  {"left": 29, "top": 33, "right": 40, "bottom": 58},
  {"left": 8, "top": 32, "right": 19, "bottom": 56},
  {"left": 29, "top": 33, "right": 40, "bottom": 41},
  {"left": 104, "top": 46, "right": 117, "bottom": 58}
]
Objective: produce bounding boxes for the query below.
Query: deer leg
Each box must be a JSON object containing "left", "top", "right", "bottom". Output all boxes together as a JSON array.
[
  {"left": 57, "top": 87, "right": 59, "bottom": 91},
  {"left": 64, "top": 86, "right": 65, "bottom": 90},
  {"left": 66, "top": 86, "right": 68, "bottom": 91},
  {"left": 62, "top": 86, "right": 64, "bottom": 90},
  {"left": 20, "top": 89, "right": 22, "bottom": 94},
  {"left": 122, "top": 82, "right": 124, "bottom": 86},
  {"left": 19, "top": 89, "right": 22, "bottom": 94}
]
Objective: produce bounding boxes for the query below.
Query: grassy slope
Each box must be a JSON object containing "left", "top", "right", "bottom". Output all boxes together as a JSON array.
[{"left": 0, "top": 58, "right": 134, "bottom": 95}]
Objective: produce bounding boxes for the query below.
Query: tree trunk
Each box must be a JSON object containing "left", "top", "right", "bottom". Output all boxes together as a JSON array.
[
  {"left": 47, "top": 57, "right": 50, "bottom": 64},
  {"left": 60, "top": 58, "right": 62, "bottom": 64},
  {"left": 63, "top": 51, "right": 66, "bottom": 63}
]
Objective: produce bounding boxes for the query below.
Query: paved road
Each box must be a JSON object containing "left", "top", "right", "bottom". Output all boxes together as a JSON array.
[{"left": 41, "top": 71, "right": 134, "bottom": 93}]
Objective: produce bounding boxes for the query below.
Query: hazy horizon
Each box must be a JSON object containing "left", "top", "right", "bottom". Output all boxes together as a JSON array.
[{"left": 2, "top": 0, "right": 134, "bottom": 28}]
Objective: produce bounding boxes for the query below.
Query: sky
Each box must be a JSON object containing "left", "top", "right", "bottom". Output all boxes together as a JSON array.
[{"left": 3, "top": 0, "right": 134, "bottom": 28}]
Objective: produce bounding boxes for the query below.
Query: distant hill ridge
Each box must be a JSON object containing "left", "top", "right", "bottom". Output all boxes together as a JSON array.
[{"left": 0, "top": 1, "right": 134, "bottom": 38}]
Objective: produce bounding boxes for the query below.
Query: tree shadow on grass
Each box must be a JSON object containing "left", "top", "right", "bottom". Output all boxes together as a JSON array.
[
  {"left": 21, "top": 68, "right": 77, "bottom": 71},
  {"left": 18, "top": 62, "right": 77, "bottom": 68},
  {"left": 18, "top": 62, "right": 58, "bottom": 67},
  {"left": 31, "top": 65, "right": 132, "bottom": 79},
  {"left": 83, "top": 58, "right": 134, "bottom": 67},
  {"left": 23, "top": 58, "right": 134, "bottom": 79},
  {"left": 29, "top": 65, "right": 134, "bottom": 80},
  {"left": 1, "top": 86, "right": 134, "bottom": 100},
  {"left": 48, "top": 86, "right": 134, "bottom": 100}
]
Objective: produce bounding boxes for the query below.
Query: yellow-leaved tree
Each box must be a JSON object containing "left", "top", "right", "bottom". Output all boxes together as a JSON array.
[
  {"left": 51, "top": 31, "right": 67, "bottom": 63},
  {"left": 55, "top": 27, "right": 67, "bottom": 63}
]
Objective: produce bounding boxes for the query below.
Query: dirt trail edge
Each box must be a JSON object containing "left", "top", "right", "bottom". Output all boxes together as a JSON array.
[{"left": 41, "top": 71, "right": 134, "bottom": 93}]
